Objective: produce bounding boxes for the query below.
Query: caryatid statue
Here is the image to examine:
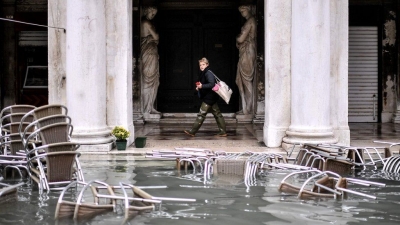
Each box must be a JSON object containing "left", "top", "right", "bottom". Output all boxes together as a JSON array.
[
  {"left": 236, "top": 5, "right": 257, "bottom": 115},
  {"left": 140, "top": 6, "right": 160, "bottom": 114}
]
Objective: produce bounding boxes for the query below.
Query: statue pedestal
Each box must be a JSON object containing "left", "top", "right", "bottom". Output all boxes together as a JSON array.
[
  {"left": 133, "top": 112, "right": 144, "bottom": 124},
  {"left": 393, "top": 107, "right": 400, "bottom": 123},
  {"left": 143, "top": 113, "right": 161, "bottom": 122},
  {"left": 254, "top": 101, "right": 265, "bottom": 124},
  {"left": 236, "top": 114, "right": 253, "bottom": 123}
]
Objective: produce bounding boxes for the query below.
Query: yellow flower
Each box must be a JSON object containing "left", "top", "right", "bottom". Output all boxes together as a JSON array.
[{"left": 111, "top": 126, "right": 130, "bottom": 140}]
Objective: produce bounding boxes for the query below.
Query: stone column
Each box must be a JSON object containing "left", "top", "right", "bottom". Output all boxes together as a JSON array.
[
  {"left": 283, "top": 0, "right": 336, "bottom": 144},
  {"left": 66, "top": 0, "right": 113, "bottom": 150},
  {"left": 48, "top": 0, "right": 66, "bottom": 105},
  {"left": 105, "top": 0, "right": 134, "bottom": 145},
  {"left": 263, "top": 0, "right": 292, "bottom": 147},
  {"left": 330, "top": 0, "right": 350, "bottom": 145}
]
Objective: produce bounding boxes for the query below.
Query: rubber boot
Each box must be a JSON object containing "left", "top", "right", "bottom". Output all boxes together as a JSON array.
[
  {"left": 215, "top": 116, "right": 227, "bottom": 137},
  {"left": 184, "top": 103, "right": 210, "bottom": 136},
  {"left": 211, "top": 103, "right": 227, "bottom": 137}
]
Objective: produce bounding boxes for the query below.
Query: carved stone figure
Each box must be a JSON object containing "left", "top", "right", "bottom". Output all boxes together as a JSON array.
[
  {"left": 236, "top": 5, "right": 257, "bottom": 115},
  {"left": 140, "top": 7, "right": 160, "bottom": 114}
]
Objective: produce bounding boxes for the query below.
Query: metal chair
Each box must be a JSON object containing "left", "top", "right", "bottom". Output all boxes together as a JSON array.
[
  {"left": 27, "top": 142, "right": 83, "bottom": 194},
  {"left": 278, "top": 170, "right": 385, "bottom": 199}
]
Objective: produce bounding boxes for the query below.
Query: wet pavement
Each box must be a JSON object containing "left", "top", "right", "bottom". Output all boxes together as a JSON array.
[
  {"left": 2, "top": 123, "right": 400, "bottom": 224},
  {"left": 82, "top": 122, "right": 400, "bottom": 158}
]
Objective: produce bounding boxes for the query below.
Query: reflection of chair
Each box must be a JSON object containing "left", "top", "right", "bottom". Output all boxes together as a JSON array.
[
  {"left": 28, "top": 143, "right": 83, "bottom": 194},
  {"left": 0, "top": 182, "right": 24, "bottom": 204}
]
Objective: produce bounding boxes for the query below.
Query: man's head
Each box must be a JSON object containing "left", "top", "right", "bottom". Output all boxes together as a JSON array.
[{"left": 198, "top": 57, "right": 209, "bottom": 71}]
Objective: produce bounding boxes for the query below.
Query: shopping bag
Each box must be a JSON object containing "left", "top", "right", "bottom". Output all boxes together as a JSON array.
[{"left": 209, "top": 70, "right": 233, "bottom": 104}]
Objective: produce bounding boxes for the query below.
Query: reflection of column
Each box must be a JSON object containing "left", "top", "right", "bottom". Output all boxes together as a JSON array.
[
  {"left": 105, "top": 0, "right": 134, "bottom": 145},
  {"left": 66, "top": 0, "right": 113, "bottom": 149},
  {"left": 283, "top": 0, "right": 336, "bottom": 144},
  {"left": 330, "top": 0, "right": 350, "bottom": 145},
  {"left": 263, "top": 0, "right": 291, "bottom": 147}
]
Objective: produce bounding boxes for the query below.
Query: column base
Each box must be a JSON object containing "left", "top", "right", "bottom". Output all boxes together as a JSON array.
[
  {"left": 71, "top": 127, "right": 114, "bottom": 145},
  {"left": 254, "top": 100, "right": 265, "bottom": 124},
  {"left": 382, "top": 112, "right": 393, "bottom": 123},
  {"left": 263, "top": 125, "right": 287, "bottom": 147},
  {"left": 283, "top": 129, "right": 337, "bottom": 145},
  {"left": 333, "top": 126, "right": 350, "bottom": 146}
]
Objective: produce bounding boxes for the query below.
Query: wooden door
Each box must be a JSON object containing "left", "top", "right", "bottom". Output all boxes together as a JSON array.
[{"left": 156, "top": 9, "right": 240, "bottom": 113}]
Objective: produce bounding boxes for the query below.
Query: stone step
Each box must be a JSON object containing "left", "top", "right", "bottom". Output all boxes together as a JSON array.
[
  {"left": 158, "top": 112, "right": 238, "bottom": 124},
  {"left": 143, "top": 139, "right": 264, "bottom": 148},
  {"left": 159, "top": 117, "right": 238, "bottom": 124}
]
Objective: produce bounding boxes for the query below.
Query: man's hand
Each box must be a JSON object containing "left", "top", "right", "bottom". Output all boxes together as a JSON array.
[{"left": 196, "top": 82, "right": 202, "bottom": 90}]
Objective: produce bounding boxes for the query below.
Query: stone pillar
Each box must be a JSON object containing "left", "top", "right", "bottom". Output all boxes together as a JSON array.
[
  {"left": 263, "top": 0, "right": 291, "bottom": 147},
  {"left": 395, "top": 0, "right": 400, "bottom": 123},
  {"left": 330, "top": 0, "right": 350, "bottom": 145},
  {"left": 48, "top": 0, "right": 66, "bottom": 105},
  {"left": 105, "top": 0, "right": 134, "bottom": 145},
  {"left": 66, "top": 0, "right": 113, "bottom": 150},
  {"left": 283, "top": 0, "right": 336, "bottom": 145}
]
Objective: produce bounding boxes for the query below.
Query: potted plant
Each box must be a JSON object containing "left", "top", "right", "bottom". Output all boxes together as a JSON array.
[{"left": 111, "top": 126, "right": 130, "bottom": 150}]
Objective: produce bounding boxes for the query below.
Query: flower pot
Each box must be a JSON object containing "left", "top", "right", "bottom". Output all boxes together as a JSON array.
[
  {"left": 135, "top": 137, "right": 147, "bottom": 148},
  {"left": 116, "top": 139, "right": 127, "bottom": 150}
]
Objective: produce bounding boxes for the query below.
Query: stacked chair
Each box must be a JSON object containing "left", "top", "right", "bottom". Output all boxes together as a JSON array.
[
  {"left": 16, "top": 104, "right": 84, "bottom": 194},
  {"left": 0, "top": 105, "right": 36, "bottom": 178}
]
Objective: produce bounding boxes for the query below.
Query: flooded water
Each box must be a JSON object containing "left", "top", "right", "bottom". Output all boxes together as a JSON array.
[{"left": 1, "top": 159, "right": 400, "bottom": 225}]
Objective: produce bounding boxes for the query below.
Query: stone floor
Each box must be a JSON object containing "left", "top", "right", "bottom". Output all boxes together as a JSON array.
[{"left": 79, "top": 122, "right": 400, "bottom": 160}]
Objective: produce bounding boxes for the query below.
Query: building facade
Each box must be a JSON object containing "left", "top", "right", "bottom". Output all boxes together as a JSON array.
[{"left": 0, "top": 0, "right": 399, "bottom": 150}]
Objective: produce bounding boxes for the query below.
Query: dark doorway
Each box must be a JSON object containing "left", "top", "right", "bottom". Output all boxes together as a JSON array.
[
  {"left": 15, "top": 12, "right": 48, "bottom": 107},
  {"left": 156, "top": 9, "right": 240, "bottom": 113}
]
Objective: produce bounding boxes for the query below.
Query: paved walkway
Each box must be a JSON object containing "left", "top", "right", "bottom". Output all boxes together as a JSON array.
[{"left": 80, "top": 122, "right": 400, "bottom": 160}]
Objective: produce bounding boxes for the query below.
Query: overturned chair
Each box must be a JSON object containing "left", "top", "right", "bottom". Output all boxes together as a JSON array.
[
  {"left": 55, "top": 180, "right": 160, "bottom": 222},
  {"left": 0, "top": 182, "right": 24, "bottom": 204},
  {"left": 55, "top": 180, "right": 195, "bottom": 223},
  {"left": 278, "top": 170, "right": 386, "bottom": 199}
]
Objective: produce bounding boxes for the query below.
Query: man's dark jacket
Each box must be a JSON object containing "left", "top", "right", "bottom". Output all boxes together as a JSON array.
[{"left": 198, "top": 66, "right": 219, "bottom": 105}]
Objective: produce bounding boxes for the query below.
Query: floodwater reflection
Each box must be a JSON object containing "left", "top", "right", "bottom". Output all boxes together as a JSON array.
[{"left": 1, "top": 159, "right": 400, "bottom": 225}]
